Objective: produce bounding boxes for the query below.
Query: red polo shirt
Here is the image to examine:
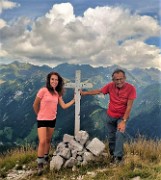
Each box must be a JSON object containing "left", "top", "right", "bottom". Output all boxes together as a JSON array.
[{"left": 101, "top": 82, "right": 136, "bottom": 118}]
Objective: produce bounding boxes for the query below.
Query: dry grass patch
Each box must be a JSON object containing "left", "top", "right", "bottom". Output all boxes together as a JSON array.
[
  {"left": 1, "top": 137, "right": 161, "bottom": 179},
  {"left": 125, "top": 137, "right": 161, "bottom": 162}
]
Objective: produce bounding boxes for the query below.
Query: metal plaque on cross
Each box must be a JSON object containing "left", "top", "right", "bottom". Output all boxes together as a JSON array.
[{"left": 64, "top": 70, "right": 93, "bottom": 135}]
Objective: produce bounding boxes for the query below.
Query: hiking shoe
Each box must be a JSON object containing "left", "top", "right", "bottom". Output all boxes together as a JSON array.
[
  {"left": 109, "top": 155, "right": 115, "bottom": 163},
  {"left": 44, "top": 156, "right": 49, "bottom": 161},
  {"left": 37, "top": 163, "right": 43, "bottom": 176},
  {"left": 44, "top": 156, "right": 50, "bottom": 166},
  {"left": 113, "top": 156, "right": 123, "bottom": 166}
]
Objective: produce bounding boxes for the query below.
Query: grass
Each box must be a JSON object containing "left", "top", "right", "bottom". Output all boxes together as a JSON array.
[
  {"left": 1, "top": 137, "right": 161, "bottom": 179},
  {"left": 0, "top": 144, "right": 37, "bottom": 178}
]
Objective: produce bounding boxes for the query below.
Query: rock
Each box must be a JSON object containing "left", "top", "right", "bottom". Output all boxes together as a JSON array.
[
  {"left": 6, "top": 169, "right": 34, "bottom": 180},
  {"left": 83, "top": 151, "right": 95, "bottom": 162},
  {"left": 68, "top": 139, "right": 83, "bottom": 151},
  {"left": 57, "top": 147, "right": 71, "bottom": 159},
  {"left": 75, "top": 130, "right": 89, "bottom": 146},
  {"left": 63, "top": 134, "right": 74, "bottom": 143},
  {"left": 50, "top": 155, "right": 64, "bottom": 171},
  {"left": 64, "top": 157, "right": 77, "bottom": 168},
  {"left": 131, "top": 177, "right": 141, "bottom": 180},
  {"left": 50, "top": 131, "right": 106, "bottom": 171},
  {"left": 86, "top": 137, "right": 105, "bottom": 156}
]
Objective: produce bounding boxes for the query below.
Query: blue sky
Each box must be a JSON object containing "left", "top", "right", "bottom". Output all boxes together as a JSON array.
[{"left": 0, "top": 0, "right": 161, "bottom": 70}]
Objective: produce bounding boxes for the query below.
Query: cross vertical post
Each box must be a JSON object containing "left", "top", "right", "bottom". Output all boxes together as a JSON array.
[
  {"left": 64, "top": 70, "right": 93, "bottom": 135},
  {"left": 75, "top": 70, "right": 81, "bottom": 135}
]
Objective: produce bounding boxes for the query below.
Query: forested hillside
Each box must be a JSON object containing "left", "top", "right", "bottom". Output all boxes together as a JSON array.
[{"left": 0, "top": 61, "right": 161, "bottom": 152}]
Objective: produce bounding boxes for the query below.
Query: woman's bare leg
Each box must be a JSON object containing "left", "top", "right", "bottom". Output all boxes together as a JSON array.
[
  {"left": 37, "top": 127, "right": 47, "bottom": 157},
  {"left": 45, "top": 127, "right": 54, "bottom": 154}
]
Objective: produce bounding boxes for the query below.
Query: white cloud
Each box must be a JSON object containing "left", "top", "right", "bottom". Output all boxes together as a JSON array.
[
  {"left": 46, "top": 3, "right": 75, "bottom": 25},
  {"left": 0, "top": 18, "right": 6, "bottom": 28},
  {"left": 0, "top": 0, "right": 20, "bottom": 14},
  {"left": 0, "top": 3, "right": 161, "bottom": 70},
  {"left": 0, "top": 43, "right": 8, "bottom": 57}
]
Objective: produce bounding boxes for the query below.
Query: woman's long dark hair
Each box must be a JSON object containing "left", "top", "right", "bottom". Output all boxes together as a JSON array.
[{"left": 46, "top": 72, "right": 64, "bottom": 96}]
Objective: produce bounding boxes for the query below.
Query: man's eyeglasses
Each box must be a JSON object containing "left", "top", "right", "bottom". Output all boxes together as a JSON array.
[{"left": 112, "top": 78, "right": 125, "bottom": 82}]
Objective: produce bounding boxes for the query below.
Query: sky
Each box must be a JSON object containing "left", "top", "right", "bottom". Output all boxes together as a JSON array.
[{"left": 0, "top": 0, "right": 161, "bottom": 70}]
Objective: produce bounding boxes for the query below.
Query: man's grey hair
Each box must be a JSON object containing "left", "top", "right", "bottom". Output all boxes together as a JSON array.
[{"left": 112, "top": 69, "right": 125, "bottom": 78}]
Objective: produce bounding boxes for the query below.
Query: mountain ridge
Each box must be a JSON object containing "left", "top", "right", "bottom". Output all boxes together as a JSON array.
[{"left": 0, "top": 61, "right": 161, "bottom": 152}]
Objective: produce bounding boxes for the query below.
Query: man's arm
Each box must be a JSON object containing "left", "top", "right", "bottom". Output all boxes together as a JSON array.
[
  {"left": 81, "top": 89, "right": 102, "bottom": 95},
  {"left": 117, "top": 99, "right": 134, "bottom": 133},
  {"left": 122, "top": 99, "right": 134, "bottom": 122}
]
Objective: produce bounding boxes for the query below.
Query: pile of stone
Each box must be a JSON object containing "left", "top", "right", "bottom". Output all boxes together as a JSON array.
[{"left": 50, "top": 130, "right": 105, "bottom": 171}]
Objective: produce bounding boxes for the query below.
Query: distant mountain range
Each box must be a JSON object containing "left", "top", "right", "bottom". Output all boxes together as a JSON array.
[{"left": 0, "top": 61, "right": 161, "bottom": 152}]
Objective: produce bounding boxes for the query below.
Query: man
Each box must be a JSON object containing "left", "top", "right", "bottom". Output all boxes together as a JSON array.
[{"left": 81, "top": 69, "right": 136, "bottom": 163}]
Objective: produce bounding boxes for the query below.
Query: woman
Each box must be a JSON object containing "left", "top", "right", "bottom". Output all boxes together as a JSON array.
[{"left": 33, "top": 71, "right": 75, "bottom": 175}]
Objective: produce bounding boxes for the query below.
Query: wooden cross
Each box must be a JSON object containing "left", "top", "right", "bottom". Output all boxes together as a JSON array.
[{"left": 65, "top": 70, "right": 93, "bottom": 135}]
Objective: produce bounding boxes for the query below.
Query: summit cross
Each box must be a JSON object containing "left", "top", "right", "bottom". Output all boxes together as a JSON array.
[{"left": 65, "top": 70, "right": 93, "bottom": 135}]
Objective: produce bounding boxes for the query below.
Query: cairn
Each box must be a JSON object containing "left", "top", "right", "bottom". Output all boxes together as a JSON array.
[{"left": 50, "top": 130, "right": 105, "bottom": 171}]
